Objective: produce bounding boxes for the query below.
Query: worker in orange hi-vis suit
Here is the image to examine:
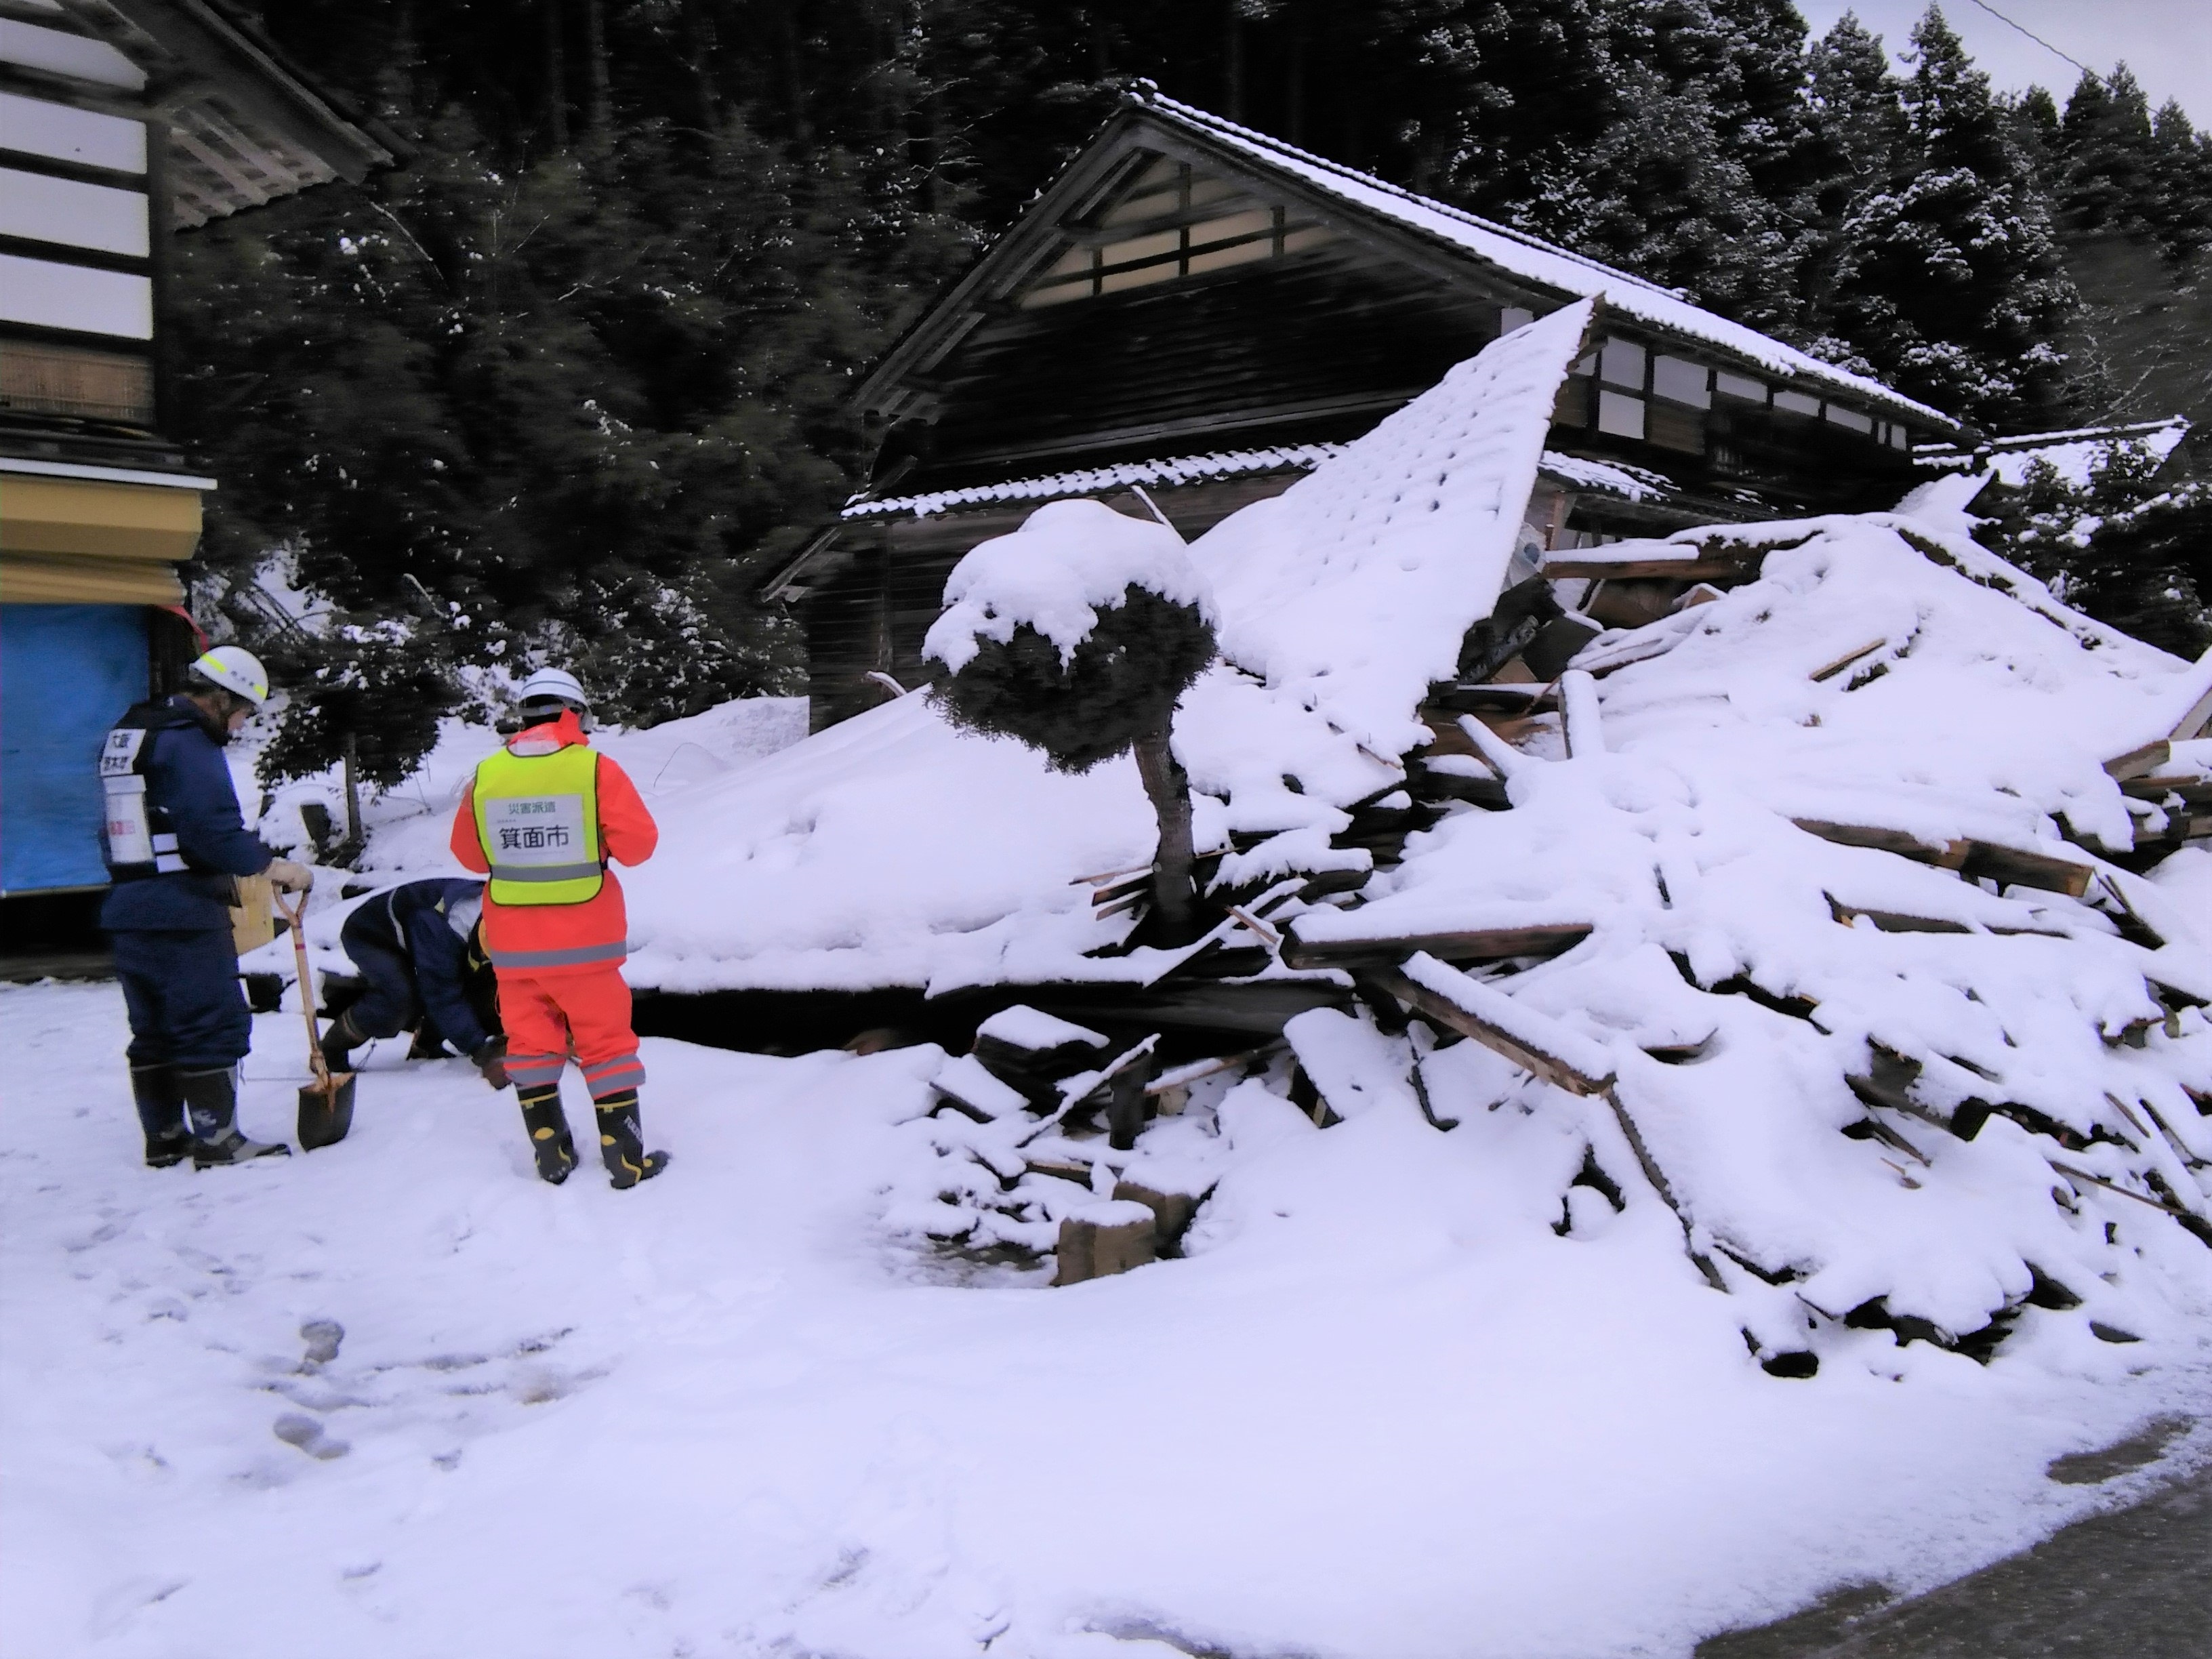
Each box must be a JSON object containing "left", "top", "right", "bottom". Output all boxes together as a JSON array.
[{"left": 449, "top": 668, "right": 666, "bottom": 1188}]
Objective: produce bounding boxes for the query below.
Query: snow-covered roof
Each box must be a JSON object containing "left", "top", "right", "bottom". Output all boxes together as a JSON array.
[
  {"left": 1917, "top": 417, "right": 2192, "bottom": 491},
  {"left": 843, "top": 445, "right": 1678, "bottom": 522},
  {"left": 841, "top": 446, "right": 1340, "bottom": 520},
  {"left": 1134, "top": 89, "right": 1955, "bottom": 431},
  {"left": 1192, "top": 300, "right": 1597, "bottom": 757}
]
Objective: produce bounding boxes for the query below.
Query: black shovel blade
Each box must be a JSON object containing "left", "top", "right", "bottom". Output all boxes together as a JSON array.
[{"left": 298, "top": 1073, "right": 358, "bottom": 1151}]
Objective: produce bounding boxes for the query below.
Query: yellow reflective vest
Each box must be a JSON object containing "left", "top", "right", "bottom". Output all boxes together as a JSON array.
[{"left": 471, "top": 743, "right": 604, "bottom": 906}]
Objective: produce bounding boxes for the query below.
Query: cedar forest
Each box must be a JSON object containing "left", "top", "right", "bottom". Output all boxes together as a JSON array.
[{"left": 172, "top": 1, "right": 2212, "bottom": 787}]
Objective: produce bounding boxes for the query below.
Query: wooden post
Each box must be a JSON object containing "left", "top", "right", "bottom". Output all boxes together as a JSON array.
[{"left": 340, "top": 731, "right": 363, "bottom": 865}]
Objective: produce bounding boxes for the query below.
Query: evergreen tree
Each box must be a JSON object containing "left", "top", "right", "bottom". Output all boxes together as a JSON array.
[
  {"left": 173, "top": 14, "right": 972, "bottom": 783},
  {"left": 2146, "top": 100, "right": 2212, "bottom": 266},
  {"left": 2057, "top": 66, "right": 2158, "bottom": 236},
  {"left": 1974, "top": 438, "right": 2209, "bottom": 657},
  {"left": 1823, "top": 5, "right": 2076, "bottom": 426},
  {"left": 1795, "top": 12, "right": 1908, "bottom": 367}
]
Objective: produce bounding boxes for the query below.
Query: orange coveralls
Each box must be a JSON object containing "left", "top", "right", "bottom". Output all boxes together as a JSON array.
[{"left": 449, "top": 712, "right": 659, "bottom": 1101}]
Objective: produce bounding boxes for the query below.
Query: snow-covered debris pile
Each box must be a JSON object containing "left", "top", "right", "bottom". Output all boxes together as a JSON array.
[
  {"left": 857, "top": 503, "right": 2212, "bottom": 1368},
  {"left": 1229, "top": 512, "right": 2212, "bottom": 1367}
]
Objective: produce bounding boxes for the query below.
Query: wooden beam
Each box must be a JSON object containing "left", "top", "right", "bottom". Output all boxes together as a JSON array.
[
  {"left": 1826, "top": 897, "right": 1973, "bottom": 934},
  {"left": 1284, "top": 922, "right": 1592, "bottom": 972},
  {"left": 1366, "top": 956, "right": 1614, "bottom": 1097},
  {"left": 2104, "top": 739, "right": 2170, "bottom": 781},
  {"left": 1541, "top": 555, "right": 1757, "bottom": 581},
  {"left": 1793, "top": 819, "right": 1965, "bottom": 866},
  {"left": 1957, "top": 840, "right": 2094, "bottom": 899},
  {"left": 1809, "top": 640, "right": 1888, "bottom": 683}
]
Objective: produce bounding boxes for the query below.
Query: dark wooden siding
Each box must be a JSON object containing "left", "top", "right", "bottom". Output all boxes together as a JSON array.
[{"left": 902, "top": 242, "right": 1502, "bottom": 484}]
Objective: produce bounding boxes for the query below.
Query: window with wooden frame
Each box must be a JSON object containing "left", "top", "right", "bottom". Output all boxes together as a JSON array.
[
  {"left": 0, "top": 337, "right": 153, "bottom": 425},
  {"left": 1017, "top": 155, "right": 1336, "bottom": 308}
]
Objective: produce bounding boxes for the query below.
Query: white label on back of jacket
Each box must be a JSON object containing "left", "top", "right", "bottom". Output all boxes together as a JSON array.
[
  {"left": 103, "top": 774, "right": 153, "bottom": 865},
  {"left": 485, "top": 794, "right": 588, "bottom": 866}
]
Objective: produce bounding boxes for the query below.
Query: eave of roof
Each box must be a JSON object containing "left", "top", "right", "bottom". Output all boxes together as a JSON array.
[
  {"left": 1134, "top": 89, "right": 1955, "bottom": 433},
  {"left": 853, "top": 87, "right": 1961, "bottom": 439}
]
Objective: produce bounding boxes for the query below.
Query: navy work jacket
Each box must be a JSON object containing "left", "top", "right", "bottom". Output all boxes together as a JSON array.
[
  {"left": 99, "top": 697, "right": 273, "bottom": 933},
  {"left": 342, "top": 879, "right": 493, "bottom": 1055}
]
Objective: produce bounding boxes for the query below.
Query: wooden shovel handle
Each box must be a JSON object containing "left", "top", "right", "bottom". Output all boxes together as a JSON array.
[{"left": 276, "top": 886, "right": 333, "bottom": 1088}]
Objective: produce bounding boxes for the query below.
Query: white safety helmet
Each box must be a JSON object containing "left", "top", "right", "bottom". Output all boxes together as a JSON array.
[
  {"left": 516, "top": 666, "right": 590, "bottom": 716},
  {"left": 189, "top": 644, "right": 270, "bottom": 707}
]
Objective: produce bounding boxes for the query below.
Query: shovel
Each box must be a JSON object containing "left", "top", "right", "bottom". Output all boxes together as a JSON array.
[{"left": 277, "top": 888, "right": 357, "bottom": 1150}]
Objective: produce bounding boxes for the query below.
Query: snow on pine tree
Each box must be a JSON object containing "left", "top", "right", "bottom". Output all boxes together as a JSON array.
[
  {"left": 925, "top": 499, "right": 1217, "bottom": 940},
  {"left": 1827, "top": 5, "right": 2078, "bottom": 428}
]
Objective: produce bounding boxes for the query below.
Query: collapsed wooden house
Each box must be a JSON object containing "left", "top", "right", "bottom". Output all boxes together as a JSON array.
[
  {"left": 627, "top": 286, "right": 2212, "bottom": 1336},
  {"left": 766, "top": 87, "right": 1963, "bottom": 730}
]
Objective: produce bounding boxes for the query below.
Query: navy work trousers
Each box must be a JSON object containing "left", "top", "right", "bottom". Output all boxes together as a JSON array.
[
  {"left": 113, "top": 927, "right": 252, "bottom": 1071},
  {"left": 344, "top": 935, "right": 424, "bottom": 1041}
]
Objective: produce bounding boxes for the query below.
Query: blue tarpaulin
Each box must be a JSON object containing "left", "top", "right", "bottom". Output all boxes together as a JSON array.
[{"left": 2, "top": 604, "right": 147, "bottom": 894}]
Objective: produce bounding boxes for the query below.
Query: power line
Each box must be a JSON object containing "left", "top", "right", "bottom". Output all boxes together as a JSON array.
[{"left": 1959, "top": 0, "right": 2092, "bottom": 77}]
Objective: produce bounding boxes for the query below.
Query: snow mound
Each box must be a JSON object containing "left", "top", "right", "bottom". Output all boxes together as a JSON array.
[
  {"left": 924, "top": 497, "right": 1210, "bottom": 673},
  {"left": 617, "top": 691, "right": 1166, "bottom": 996}
]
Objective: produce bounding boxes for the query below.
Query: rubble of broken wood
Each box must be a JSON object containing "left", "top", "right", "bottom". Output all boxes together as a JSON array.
[
  {"left": 1014, "top": 521, "right": 2212, "bottom": 1366},
  {"left": 913, "top": 1003, "right": 1261, "bottom": 1284}
]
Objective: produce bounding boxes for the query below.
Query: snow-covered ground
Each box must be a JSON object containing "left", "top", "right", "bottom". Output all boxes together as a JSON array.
[{"left": 5, "top": 981, "right": 2209, "bottom": 1659}]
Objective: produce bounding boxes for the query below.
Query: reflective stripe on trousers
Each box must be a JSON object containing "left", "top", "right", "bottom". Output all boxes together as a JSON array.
[
  {"left": 581, "top": 1052, "right": 646, "bottom": 1097},
  {"left": 488, "top": 940, "right": 629, "bottom": 969}
]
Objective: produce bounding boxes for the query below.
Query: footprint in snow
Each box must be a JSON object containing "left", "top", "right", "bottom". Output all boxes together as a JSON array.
[
  {"left": 272, "top": 1412, "right": 350, "bottom": 1460},
  {"left": 299, "top": 1317, "right": 344, "bottom": 1368}
]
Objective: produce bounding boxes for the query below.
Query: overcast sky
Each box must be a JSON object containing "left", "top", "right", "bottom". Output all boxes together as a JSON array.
[{"left": 1792, "top": 1, "right": 2212, "bottom": 127}]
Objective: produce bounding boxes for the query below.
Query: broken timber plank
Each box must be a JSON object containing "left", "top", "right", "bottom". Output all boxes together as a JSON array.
[
  {"left": 1283, "top": 922, "right": 1593, "bottom": 972},
  {"left": 1369, "top": 954, "right": 1616, "bottom": 1097},
  {"left": 1543, "top": 554, "right": 1757, "bottom": 581},
  {"left": 2104, "top": 739, "right": 2171, "bottom": 781},
  {"left": 1793, "top": 818, "right": 1967, "bottom": 866},
  {"left": 1425, "top": 682, "right": 1557, "bottom": 716},
  {"left": 1827, "top": 897, "right": 1973, "bottom": 934},
  {"left": 1796, "top": 820, "right": 2093, "bottom": 898},
  {"left": 1810, "top": 640, "right": 1889, "bottom": 682},
  {"left": 1370, "top": 959, "right": 1725, "bottom": 1292},
  {"left": 1956, "top": 840, "right": 2094, "bottom": 899},
  {"left": 1560, "top": 669, "right": 1605, "bottom": 758}
]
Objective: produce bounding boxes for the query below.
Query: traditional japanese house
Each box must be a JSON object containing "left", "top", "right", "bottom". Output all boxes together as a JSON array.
[
  {"left": 768, "top": 87, "right": 1965, "bottom": 729},
  {"left": 0, "top": 0, "right": 392, "bottom": 926}
]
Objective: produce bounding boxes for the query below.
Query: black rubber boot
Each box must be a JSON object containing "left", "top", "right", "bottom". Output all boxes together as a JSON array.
[
  {"left": 178, "top": 1067, "right": 291, "bottom": 1168},
  {"left": 405, "top": 1024, "right": 450, "bottom": 1061},
  {"left": 593, "top": 1090, "right": 668, "bottom": 1190},
  {"left": 518, "top": 1085, "right": 577, "bottom": 1185},
  {"left": 320, "top": 1008, "right": 367, "bottom": 1074},
  {"left": 129, "top": 1064, "right": 193, "bottom": 1168}
]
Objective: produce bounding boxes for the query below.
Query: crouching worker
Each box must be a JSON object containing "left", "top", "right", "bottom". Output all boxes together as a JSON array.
[
  {"left": 323, "top": 878, "right": 507, "bottom": 1088},
  {"left": 101, "top": 647, "right": 315, "bottom": 1168},
  {"left": 449, "top": 668, "right": 665, "bottom": 1188}
]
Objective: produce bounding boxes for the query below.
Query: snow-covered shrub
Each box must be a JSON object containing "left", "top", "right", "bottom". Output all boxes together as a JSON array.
[{"left": 926, "top": 499, "right": 1216, "bottom": 937}]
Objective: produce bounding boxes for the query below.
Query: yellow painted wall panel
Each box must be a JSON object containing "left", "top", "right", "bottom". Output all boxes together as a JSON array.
[
  {"left": 0, "top": 551, "right": 185, "bottom": 604},
  {"left": 0, "top": 475, "right": 201, "bottom": 561}
]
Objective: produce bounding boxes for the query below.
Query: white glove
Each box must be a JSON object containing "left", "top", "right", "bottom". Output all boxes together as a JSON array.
[{"left": 266, "top": 859, "right": 315, "bottom": 894}]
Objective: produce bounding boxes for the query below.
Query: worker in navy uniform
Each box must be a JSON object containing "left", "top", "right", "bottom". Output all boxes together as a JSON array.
[
  {"left": 322, "top": 878, "right": 509, "bottom": 1088},
  {"left": 101, "top": 646, "right": 314, "bottom": 1168}
]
